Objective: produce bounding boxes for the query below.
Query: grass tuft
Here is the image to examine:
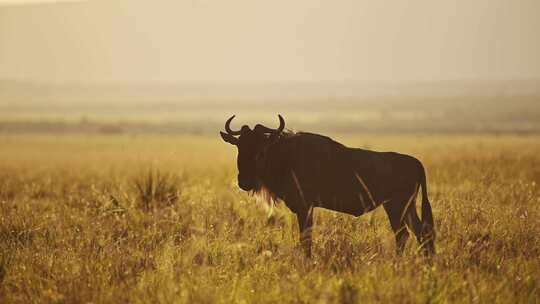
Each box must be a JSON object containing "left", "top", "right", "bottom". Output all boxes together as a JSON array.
[{"left": 133, "top": 168, "right": 182, "bottom": 211}]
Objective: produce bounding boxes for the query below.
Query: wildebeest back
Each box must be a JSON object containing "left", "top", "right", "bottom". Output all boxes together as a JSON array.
[{"left": 262, "top": 132, "right": 423, "bottom": 216}]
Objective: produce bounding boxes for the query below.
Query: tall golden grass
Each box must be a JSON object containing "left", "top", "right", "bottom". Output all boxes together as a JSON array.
[{"left": 0, "top": 134, "right": 538, "bottom": 303}]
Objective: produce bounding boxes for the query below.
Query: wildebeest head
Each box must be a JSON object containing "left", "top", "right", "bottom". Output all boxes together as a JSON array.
[{"left": 220, "top": 115, "right": 285, "bottom": 191}]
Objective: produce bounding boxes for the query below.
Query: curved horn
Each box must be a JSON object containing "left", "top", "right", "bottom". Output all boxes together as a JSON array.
[
  {"left": 276, "top": 114, "right": 285, "bottom": 133},
  {"left": 225, "top": 115, "right": 242, "bottom": 135},
  {"left": 256, "top": 115, "right": 286, "bottom": 134}
]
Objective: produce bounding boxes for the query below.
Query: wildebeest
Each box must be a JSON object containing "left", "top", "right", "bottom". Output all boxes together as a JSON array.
[{"left": 220, "top": 115, "right": 435, "bottom": 257}]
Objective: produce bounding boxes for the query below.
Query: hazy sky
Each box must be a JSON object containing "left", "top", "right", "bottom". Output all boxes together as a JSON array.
[
  {"left": 0, "top": 0, "right": 539, "bottom": 84},
  {"left": 0, "top": 0, "right": 81, "bottom": 4}
]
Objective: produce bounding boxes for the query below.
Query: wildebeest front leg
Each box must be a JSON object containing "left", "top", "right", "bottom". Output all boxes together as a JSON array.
[{"left": 296, "top": 207, "right": 314, "bottom": 258}]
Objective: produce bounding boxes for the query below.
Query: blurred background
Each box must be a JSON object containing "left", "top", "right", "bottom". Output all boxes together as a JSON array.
[{"left": 1, "top": 0, "right": 539, "bottom": 135}]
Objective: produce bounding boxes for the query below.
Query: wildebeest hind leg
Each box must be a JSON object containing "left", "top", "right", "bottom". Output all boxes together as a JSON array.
[
  {"left": 405, "top": 209, "right": 423, "bottom": 248},
  {"left": 383, "top": 200, "right": 409, "bottom": 255}
]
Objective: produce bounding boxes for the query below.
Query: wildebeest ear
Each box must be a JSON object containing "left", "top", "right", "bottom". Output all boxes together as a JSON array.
[{"left": 220, "top": 131, "right": 239, "bottom": 145}]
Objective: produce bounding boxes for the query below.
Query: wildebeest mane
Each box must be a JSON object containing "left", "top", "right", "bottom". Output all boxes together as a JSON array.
[{"left": 250, "top": 130, "right": 295, "bottom": 206}]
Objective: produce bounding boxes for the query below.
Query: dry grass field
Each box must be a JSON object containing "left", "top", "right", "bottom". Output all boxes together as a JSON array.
[{"left": 0, "top": 133, "right": 539, "bottom": 303}]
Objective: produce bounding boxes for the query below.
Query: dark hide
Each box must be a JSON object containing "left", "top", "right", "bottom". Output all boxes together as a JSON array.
[{"left": 258, "top": 132, "right": 435, "bottom": 256}]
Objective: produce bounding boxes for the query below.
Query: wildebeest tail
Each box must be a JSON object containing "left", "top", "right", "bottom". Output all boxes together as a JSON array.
[{"left": 419, "top": 164, "right": 436, "bottom": 254}]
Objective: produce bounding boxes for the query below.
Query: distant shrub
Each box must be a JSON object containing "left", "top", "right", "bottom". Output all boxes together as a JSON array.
[
  {"left": 98, "top": 124, "right": 124, "bottom": 134},
  {"left": 133, "top": 168, "right": 182, "bottom": 211}
]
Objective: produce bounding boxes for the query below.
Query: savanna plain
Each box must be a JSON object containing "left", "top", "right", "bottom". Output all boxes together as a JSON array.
[{"left": 1, "top": 131, "right": 539, "bottom": 304}]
